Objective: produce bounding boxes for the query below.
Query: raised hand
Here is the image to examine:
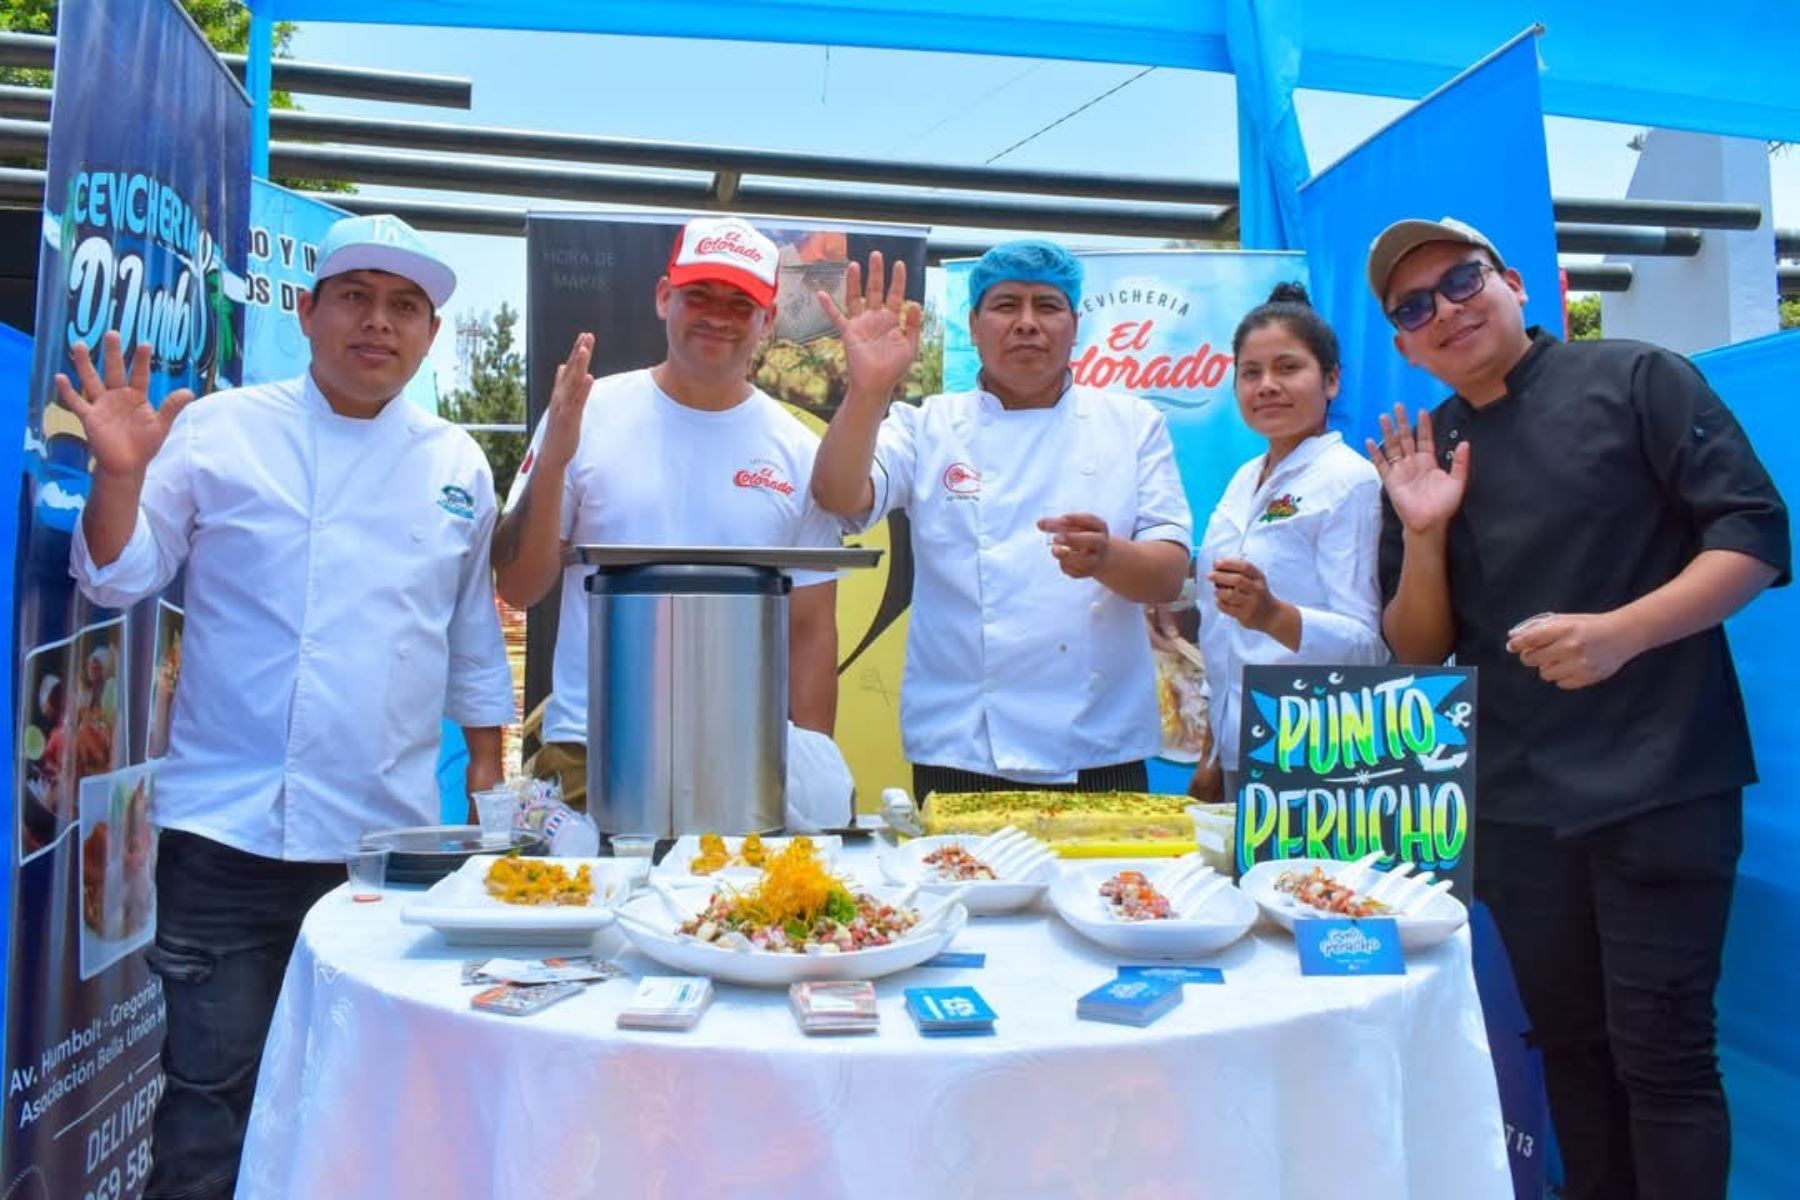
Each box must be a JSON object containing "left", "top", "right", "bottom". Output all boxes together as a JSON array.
[
  {"left": 539, "top": 333, "right": 595, "bottom": 473},
  {"left": 1366, "top": 403, "right": 1469, "bottom": 536},
  {"left": 819, "top": 251, "right": 923, "bottom": 401},
  {"left": 55, "top": 331, "right": 192, "bottom": 479}
]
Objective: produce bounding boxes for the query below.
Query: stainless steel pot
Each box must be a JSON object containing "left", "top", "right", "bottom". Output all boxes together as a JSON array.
[{"left": 586, "top": 563, "right": 788, "bottom": 839}]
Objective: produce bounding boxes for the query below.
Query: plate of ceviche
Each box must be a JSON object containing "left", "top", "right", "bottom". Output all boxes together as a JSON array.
[
  {"left": 614, "top": 840, "right": 967, "bottom": 986},
  {"left": 1049, "top": 860, "right": 1257, "bottom": 957},
  {"left": 1239, "top": 858, "right": 1469, "bottom": 951},
  {"left": 877, "top": 833, "right": 1056, "bottom": 914},
  {"left": 400, "top": 855, "right": 631, "bottom": 946}
]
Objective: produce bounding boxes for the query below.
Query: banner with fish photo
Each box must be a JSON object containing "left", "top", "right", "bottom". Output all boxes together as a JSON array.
[
  {"left": 1234, "top": 664, "right": 1477, "bottom": 899},
  {"left": 943, "top": 249, "right": 1307, "bottom": 785},
  {"left": 3, "top": 1, "right": 248, "bottom": 1194},
  {"left": 522, "top": 212, "right": 929, "bottom": 804}
]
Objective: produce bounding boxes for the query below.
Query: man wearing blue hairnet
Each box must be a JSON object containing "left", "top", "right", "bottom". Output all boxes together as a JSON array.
[{"left": 812, "top": 241, "right": 1192, "bottom": 797}]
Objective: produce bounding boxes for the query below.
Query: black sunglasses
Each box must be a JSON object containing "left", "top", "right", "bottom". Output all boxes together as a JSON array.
[{"left": 1386, "top": 260, "right": 1494, "bottom": 332}]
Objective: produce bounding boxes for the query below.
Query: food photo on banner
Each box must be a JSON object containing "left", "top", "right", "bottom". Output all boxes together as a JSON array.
[
  {"left": 521, "top": 212, "right": 928, "bottom": 799},
  {"left": 4, "top": 0, "right": 248, "bottom": 1194},
  {"left": 944, "top": 249, "right": 1306, "bottom": 791}
]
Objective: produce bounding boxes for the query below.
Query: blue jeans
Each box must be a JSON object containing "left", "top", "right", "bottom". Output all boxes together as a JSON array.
[
  {"left": 144, "top": 831, "right": 343, "bottom": 1200},
  {"left": 1476, "top": 792, "right": 1742, "bottom": 1200}
]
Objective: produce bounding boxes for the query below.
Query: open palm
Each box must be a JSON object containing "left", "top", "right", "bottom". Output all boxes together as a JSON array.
[
  {"left": 1367, "top": 404, "right": 1468, "bottom": 534},
  {"left": 56, "top": 331, "right": 193, "bottom": 477},
  {"left": 820, "top": 251, "right": 923, "bottom": 398}
]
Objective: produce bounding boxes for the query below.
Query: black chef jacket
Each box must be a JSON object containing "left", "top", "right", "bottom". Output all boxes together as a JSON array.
[{"left": 1379, "top": 330, "right": 1791, "bottom": 834}]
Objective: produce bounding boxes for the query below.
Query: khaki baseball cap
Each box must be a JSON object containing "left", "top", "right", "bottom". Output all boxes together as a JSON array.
[{"left": 1366, "top": 217, "right": 1506, "bottom": 305}]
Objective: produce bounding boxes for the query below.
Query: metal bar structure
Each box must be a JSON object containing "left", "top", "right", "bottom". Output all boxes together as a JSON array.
[
  {"left": 1, "top": 155, "right": 1790, "bottom": 294},
  {"left": 0, "top": 31, "right": 473, "bottom": 109}
]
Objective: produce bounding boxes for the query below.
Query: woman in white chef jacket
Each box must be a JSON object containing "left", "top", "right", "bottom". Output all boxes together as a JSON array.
[{"left": 1190, "top": 282, "right": 1388, "bottom": 800}]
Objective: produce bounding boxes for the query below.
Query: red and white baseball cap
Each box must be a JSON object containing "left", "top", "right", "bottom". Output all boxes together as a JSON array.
[{"left": 666, "top": 216, "right": 779, "bottom": 307}]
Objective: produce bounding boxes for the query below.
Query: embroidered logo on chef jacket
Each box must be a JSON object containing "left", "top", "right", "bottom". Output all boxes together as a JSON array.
[
  {"left": 733, "top": 460, "right": 796, "bottom": 496},
  {"left": 436, "top": 484, "right": 476, "bottom": 519},
  {"left": 1257, "top": 493, "right": 1301, "bottom": 523},
  {"left": 941, "top": 462, "right": 981, "bottom": 497}
]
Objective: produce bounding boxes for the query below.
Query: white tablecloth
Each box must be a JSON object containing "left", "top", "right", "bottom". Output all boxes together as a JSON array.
[{"left": 238, "top": 847, "right": 1510, "bottom": 1200}]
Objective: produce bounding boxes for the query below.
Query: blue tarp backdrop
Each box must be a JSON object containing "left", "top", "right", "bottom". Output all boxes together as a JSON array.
[
  {"left": 1694, "top": 329, "right": 1800, "bottom": 1200},
  {"left": 1296, "top": 32, "right": 1561, "bottom": 448}
]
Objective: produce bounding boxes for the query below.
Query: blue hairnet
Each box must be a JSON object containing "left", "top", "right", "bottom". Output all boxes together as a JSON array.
[{"left": 968, "top": 240, "right": 1084, "bottom": 310}]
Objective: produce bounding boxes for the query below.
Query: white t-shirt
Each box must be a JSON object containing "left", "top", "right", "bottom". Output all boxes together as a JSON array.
[
  {"left": 862, "top": 383, "right": 1192, "bottom": 781},
  {"left": 1195, "top": 431, "right": 1388, "bottom": 770},
  {"left": 508, "top": 369, "right": 842, "bottom": 745}
]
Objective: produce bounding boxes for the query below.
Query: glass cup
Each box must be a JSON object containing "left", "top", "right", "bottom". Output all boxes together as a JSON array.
[
  {"left": 608, "top": 833, "right": 657, "bottom": 884},
  {"left": 346, "top": 846, "right": 390, "bottom": 903},
  {"left": 474, "top": 787, "right": 520, "bottom": 847}
]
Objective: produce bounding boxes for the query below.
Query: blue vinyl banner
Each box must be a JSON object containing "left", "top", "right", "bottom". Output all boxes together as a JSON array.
[
  {"left": 1692, "top": 329, "right": 1800, "bottom": 1200},
  {"left": 1296, "top": 31, "right": 1559, "bottom": 445},
  {"left": 3, "top": 2, "right": 248, "bottom": 1194}
]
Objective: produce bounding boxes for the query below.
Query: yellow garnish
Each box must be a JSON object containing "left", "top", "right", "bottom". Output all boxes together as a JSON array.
[
  {"left": 484, "top": 857, "right": 594, "bottom": 907},
  {"left": 720, "top": 840, "right": 850, "bottom": 928}
]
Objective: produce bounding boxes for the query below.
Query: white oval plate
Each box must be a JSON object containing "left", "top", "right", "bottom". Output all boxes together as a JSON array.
[
  {"left": 399, "top": 856, "right": 627, "bottom": 947},
  {"left": 1239, "top": 858, "right": 1469, "bottom": 951},
  {"left": 613, "top": 884, "right": 967, "bottom": 987},
  {"left": 1049, "top": 861, "right": 1257, "bottom": 958},
  {"left": 877, "top": 834, "right": 1055, "bottom": 915}
]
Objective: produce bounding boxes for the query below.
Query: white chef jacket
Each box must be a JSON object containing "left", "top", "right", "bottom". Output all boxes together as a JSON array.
[
  {"left": 508, "top": 370, "right": 843, "bottom": 747},
  {"left": 865, "top": 382, "right": 1192, "bottom": 781},
  {"left": 71, "top": 374, "right": 515, "bottom": 862},
  {"left": 1195, "top": 431, "right": 1388, "bottom": 770}
]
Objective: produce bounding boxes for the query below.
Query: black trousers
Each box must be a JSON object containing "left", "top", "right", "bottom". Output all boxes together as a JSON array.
[
  {"left": 912, "top": 759, "right": 1148, "bottom": 800},
  {"left": 1475, "top": 792, "right": 1742, "bottom": 1200},
  {"left": 145, "top": 831, "right": 344, "bottom": 1200}
]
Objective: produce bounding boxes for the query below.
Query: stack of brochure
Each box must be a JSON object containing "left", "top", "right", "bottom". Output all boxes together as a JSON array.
[
  {"left": 616, "top": 976, "right": 714, "bottom": 1030},
  {"left": 903, "top": 986, "right": 996, "bottom": 1036},
  {"left": 789, "top": 981, "right": 880, "bottom": 1034},
  {"left": 1075, "top": 975, "right": 1184, "bottom": 1027}
]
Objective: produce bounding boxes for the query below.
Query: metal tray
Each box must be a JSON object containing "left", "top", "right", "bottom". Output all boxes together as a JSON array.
[
  {"left": 564, "top": 545, "right": 883, "bottom": 572},
  {"left": 360, "top": 824, "right": 547, "bottom": 885}
]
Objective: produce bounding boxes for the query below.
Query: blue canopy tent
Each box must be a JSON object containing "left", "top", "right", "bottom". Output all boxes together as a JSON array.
[
  {"left": 246, "top": 1, "right": 1800, "bottom": 223},
  {"left": 232, "top": 4, "right": 1800, "bottom": 1196}
]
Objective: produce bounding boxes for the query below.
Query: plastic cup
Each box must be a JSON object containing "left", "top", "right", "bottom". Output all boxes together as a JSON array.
[
  {"left": 609, "top": 834, "right": 657, "bottom": 882},
  {"left": 346, "top": 847, "right": 390, "bottom": 903},
  {"left": 474, "top": 788, "right": 520, "bottom": 847}
]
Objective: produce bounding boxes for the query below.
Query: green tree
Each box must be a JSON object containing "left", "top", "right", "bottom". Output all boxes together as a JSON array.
[
  {"left": 1780, "top": 296, "right": 1800, "bottom": 330},
  {"left": 0, "top": 0, "right": 349, "bottom": 193},
  {"left": 442, "top": 305, "right": 529, "bottom": 499},
  {"left": 1566, "top": 293, "right": 1602, "bottom": 340}
]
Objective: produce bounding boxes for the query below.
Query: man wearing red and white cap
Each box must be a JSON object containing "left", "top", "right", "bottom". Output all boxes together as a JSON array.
[{"left": 494, "top": 216, "right": 843, "bottom": 807}]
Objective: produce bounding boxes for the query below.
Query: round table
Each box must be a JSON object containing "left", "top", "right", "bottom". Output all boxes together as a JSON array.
[{"left": 237, "top": 846, "right": 1510, "bottom": 1200}]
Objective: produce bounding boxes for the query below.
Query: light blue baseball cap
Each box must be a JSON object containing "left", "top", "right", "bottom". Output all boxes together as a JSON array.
[{"left": 313, "top": 213, "right": 456, "bottom": 308}]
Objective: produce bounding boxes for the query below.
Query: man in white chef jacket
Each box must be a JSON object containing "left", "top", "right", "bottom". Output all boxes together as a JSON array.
[
  {"left": 66, "top": 214, "right": 514, "bottom": 1200},
  {"left": 494, "top": 216, "right": 843, "bottom": 810},
  {"left": 811, "top": 241, "right": 1192, "bottom": 798}
]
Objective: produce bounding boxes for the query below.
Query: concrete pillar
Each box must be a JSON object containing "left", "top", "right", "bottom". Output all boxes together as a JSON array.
[{"left": 1601, "top": 129, "right": 1776, "bottom": 352}]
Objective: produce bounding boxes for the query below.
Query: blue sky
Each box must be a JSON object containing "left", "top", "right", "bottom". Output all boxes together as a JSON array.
[{"left": 287, "top": 23, "right": 1800, "bottom": 396}]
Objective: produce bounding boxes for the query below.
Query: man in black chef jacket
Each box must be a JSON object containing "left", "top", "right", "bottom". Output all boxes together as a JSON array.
[{"left": 1364, "top": 215, "right": 1789, "bottom": 1200}]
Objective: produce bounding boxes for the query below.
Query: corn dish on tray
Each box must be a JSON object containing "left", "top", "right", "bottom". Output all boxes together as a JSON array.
[{"left": 921, "top": 792, "right": 1226, "bottom": 859}]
